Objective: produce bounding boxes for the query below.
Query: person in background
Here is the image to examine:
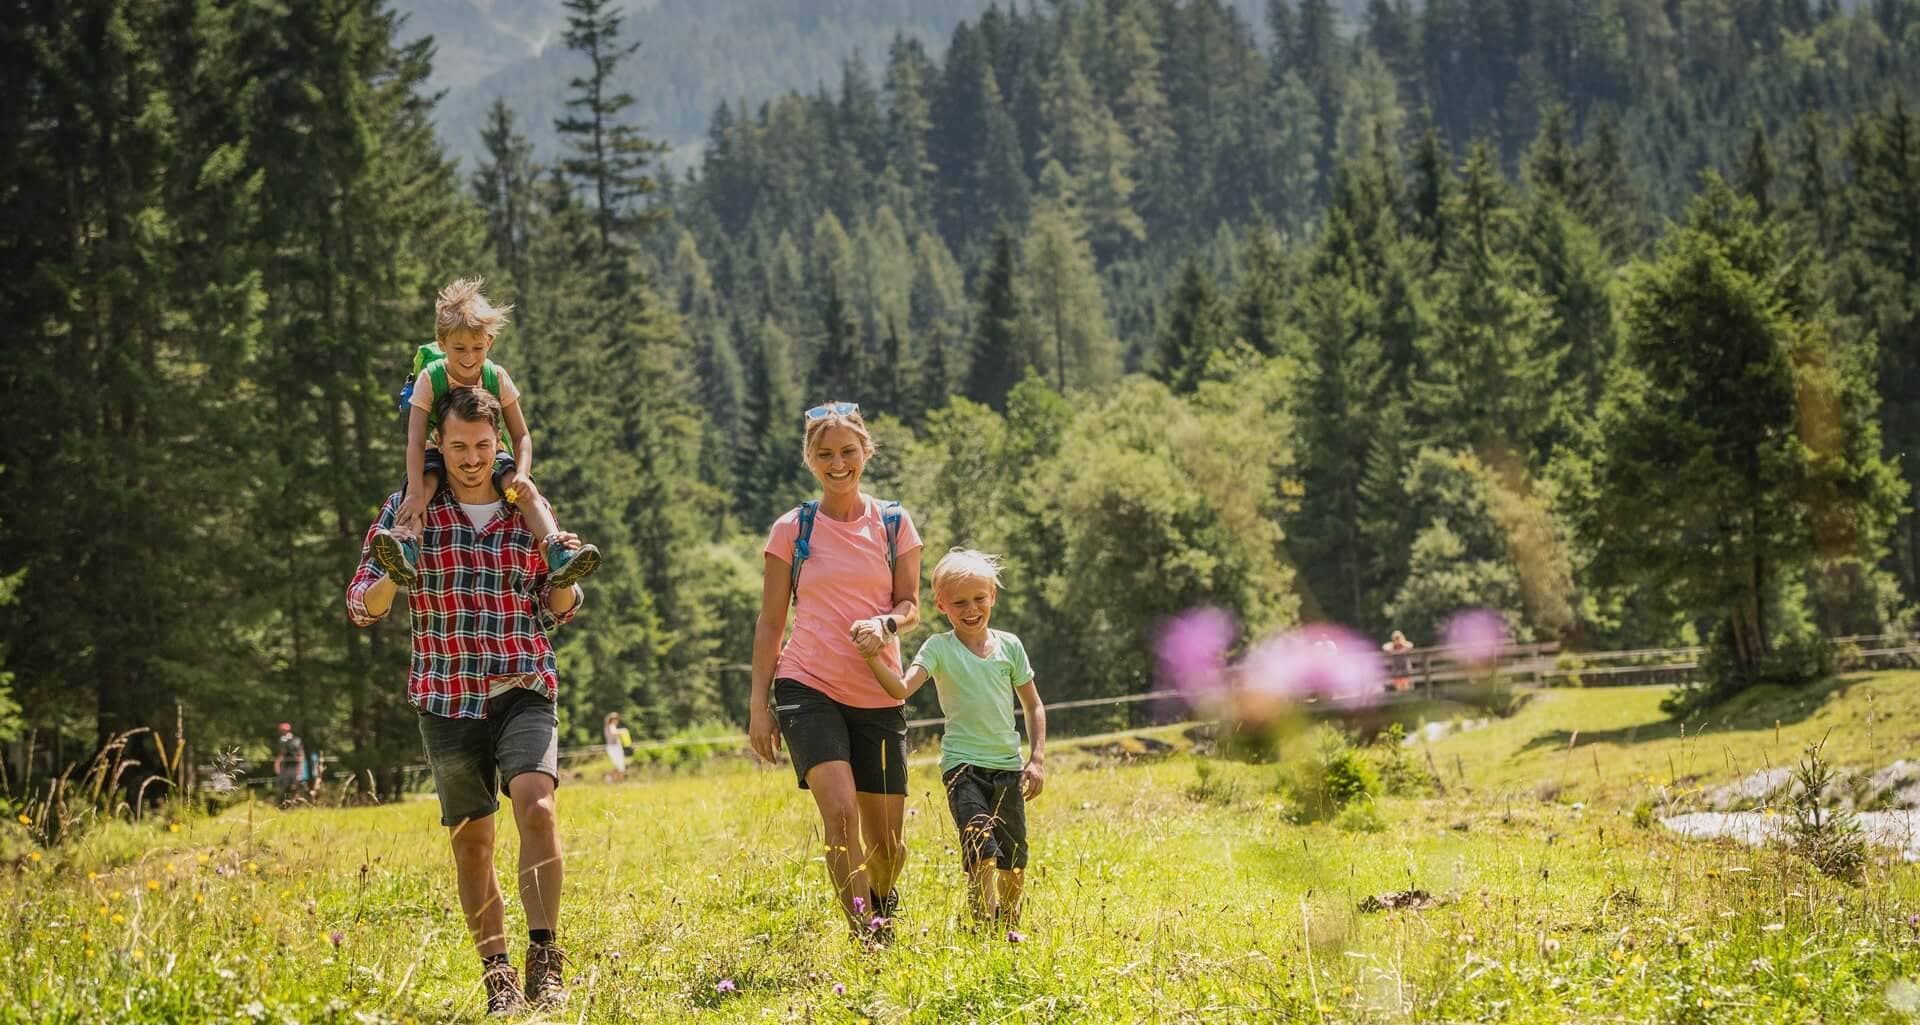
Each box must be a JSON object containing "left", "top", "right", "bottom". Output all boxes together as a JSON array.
[
  {"left": 1383, "top": 630, "right": 1415, "bottom": 692},
  {"left": 604, "top": 712, "right": 629, "bottom": 782},
  {"left": 273, "top": 723, "right": 305, "bottom": 805}
]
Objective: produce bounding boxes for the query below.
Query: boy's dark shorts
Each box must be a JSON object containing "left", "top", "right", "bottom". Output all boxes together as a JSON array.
[
  {"left": 409, "top": 448, "right": 517, "bottom": 499},
  {"left": 773, "top": 679, "right": 908, "bottom": 796},
  {"left": 942, "top": 763, "right": 1029, "bottom": 871},
  {"left": 417, "top": 688, "right": 559, "bottom": 827}
]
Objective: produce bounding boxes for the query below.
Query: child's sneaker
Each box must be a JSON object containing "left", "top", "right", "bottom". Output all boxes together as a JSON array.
[
  {"left": 370, "top": 528, "right": 420, "bottom": 588},
  {"left": 544, "top": 538, "right": 600, "bottom": 588}
]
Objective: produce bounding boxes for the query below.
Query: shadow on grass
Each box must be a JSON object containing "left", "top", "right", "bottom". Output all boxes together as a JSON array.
[{"left": 1514, "top": 675, "right": 1870, "bottom": 755}]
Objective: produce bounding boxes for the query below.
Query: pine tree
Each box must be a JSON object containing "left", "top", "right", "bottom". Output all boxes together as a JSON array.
[
  {"left": 1025, "top": 186, "right": 1120, "bottom": 393},
  {"left": 473, "top": 99, "right": 539, "bottom": 324},
  {"left": 1156, "top": 254, "right": 1231, "bottom": 394},
  {"left": 1586, "top": 176, "right": 1903, "bottom": 689},
  {"left": 967, "top": 226, "right": 1031, "bottom": 410},
  {"left": 556, "top": 0, "right": 669, "bottom": 253},
  {"left": 1414, "top": 141, "right": 1561, "bottom": 459}
]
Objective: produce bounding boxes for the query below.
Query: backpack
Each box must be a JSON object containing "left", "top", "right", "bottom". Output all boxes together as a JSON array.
[
  {"left": 790, "top": 499, "right": 903, "bottom": 601},
  {"left": 395, "top": 342, "right": 503, "bottom": 418}
]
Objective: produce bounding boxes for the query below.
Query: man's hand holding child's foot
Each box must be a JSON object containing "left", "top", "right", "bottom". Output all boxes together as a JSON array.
[
  {"left": 370, "top": 526, "right": 420, "bottom": 588},
  {"left": 542, "top": 530, "right": 600, "bottom": 588}
]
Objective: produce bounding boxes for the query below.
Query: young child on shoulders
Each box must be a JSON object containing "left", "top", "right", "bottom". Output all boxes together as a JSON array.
[
  {"left": 370, "top": 278, "right": 598, "bottom": 588},
  {"left": 853, "top": 548, "right": 1046, "bottom": 924}
]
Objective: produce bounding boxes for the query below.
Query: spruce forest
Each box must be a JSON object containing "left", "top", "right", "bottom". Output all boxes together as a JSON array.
[{"left": 6, "top": 0, "right": 1920, "bottom": 780}]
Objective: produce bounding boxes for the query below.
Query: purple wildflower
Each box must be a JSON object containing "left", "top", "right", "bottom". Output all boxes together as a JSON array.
[
  {"left": 1006, "top": 930, "right": 1025, "bottom": 944},
  {"left": 852, "top": 896, "right": 866, "bottom": 914},
  {"left": 1240, "top": 624, "right": 1384, "bottom": 706},
  {"left": 868, "top": 915, "right": 890, "bottom": 932},
  {"left": 1443, "top": 608, "right": 1509, "bottom": 666},
  {"left": 832, "top": 982, "right": 847, "bottom": 996},
  {"left": 328, "top": 931, "right": 343, "bottom": 948},
  {"left": 1155, "top": 607, "right": 1237, "bottom": 705},
  {"left": 715, "top": 979, "right": 737, "bottom": 995}
]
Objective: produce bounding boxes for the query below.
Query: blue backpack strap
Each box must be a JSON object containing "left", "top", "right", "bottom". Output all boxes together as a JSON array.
[
  {"left": 881, "top": 501, "right": 903, "bottom": 577},
  {"left": 790, "top": 501, "right": 819, "bottom": 601}
]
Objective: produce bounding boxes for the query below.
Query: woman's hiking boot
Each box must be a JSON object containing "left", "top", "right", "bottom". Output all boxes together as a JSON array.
[
  {"left": 481, "top": 958, "right": 526, "bottom": 1017},
  {"left": 524, "top": 941, "right": 568, "bottom": 1007}
]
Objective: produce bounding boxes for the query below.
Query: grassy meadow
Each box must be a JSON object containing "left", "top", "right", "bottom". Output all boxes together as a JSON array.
[{"left": 6, "top": 675, "right": 1920, "bottom": 1023}]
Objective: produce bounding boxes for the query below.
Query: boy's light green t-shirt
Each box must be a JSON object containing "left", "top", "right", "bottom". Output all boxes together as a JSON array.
[{"left": 911, "top": 629, "right": 1033, "bottom": 773}]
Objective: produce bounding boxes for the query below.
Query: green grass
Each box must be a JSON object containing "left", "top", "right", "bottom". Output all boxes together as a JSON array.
[{"left": 6, "top": 676, "right": 1920, "bottom": 1023}]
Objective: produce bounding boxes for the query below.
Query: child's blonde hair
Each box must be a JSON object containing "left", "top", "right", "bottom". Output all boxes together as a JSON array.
[
  {"left": 801, "top": 401, "right": 875, "bottom": 462},
  {"left": 932, "top": 547, "right": 1004, "bottom": 593},
  {"left": 435, "top": 277, "right": 513, "bottom": 341}
]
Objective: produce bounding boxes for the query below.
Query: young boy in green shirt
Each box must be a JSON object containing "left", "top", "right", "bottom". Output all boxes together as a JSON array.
[{"left": 853, "top": 548, "right": 1047, "bottom": 923}]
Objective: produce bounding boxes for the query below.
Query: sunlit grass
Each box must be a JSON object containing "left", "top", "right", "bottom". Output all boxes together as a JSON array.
[{"left": 5, "top": 676, "right": 1920, "bottom": 1022}]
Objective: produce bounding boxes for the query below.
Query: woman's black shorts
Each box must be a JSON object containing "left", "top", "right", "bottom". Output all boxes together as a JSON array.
[{"left": 772, "top": 678, "right": 908, "bottom": 796}]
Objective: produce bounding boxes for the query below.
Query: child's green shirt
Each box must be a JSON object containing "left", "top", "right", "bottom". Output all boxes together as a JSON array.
[{"left": 910, "top": 629, "right": 1033, "bottom": 773}]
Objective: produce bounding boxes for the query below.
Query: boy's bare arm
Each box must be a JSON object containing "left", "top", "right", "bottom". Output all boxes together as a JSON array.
[
  {"left": 502, "top": 399, "right": 534, "bottom": 479},
  {"left": 400, "top": 405, "right": 431, "bottom": 529},
  {"left": 860, "top": 650, "right": 929, "bottom": 700},
  {"left": 1017, "top": 680, "right": 1046, "bottom": 797}
]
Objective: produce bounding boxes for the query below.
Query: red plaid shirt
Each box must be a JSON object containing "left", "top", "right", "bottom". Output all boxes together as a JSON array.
[{"left": 346, "top": 491, "right": 581, "bottom": 719}]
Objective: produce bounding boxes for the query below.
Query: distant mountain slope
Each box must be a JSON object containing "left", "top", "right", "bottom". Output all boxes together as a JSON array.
[
  {"left": 394, "top": 0, "right": 996, "bottom": 170},
  {"left": 391, "top": 0, "right": 1387, "bottom": 172}
]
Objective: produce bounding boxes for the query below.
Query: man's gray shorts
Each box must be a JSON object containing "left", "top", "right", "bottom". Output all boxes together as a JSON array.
[{"left": 417, "top": 688, "right": 560, "bottom": 827}]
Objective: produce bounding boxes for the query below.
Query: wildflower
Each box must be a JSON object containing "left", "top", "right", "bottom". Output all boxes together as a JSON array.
[
  {"left": 88, "top": 871, "right": 98, "bottom": 881},
  {"left": 168, "top": 823, "right": 181, "bottom": 833},
  {"left": 715, "top": 979, "right": 737, "bottom": 995},
  {"left": 832, "top": 983, "right": 847, "bottom": 997},
  {"left": 329, "top": 931, "right": 344, "bottom": 947},
  {"left": 27, "top": 852, "right": 40, "bottom": 863},
  {"left": 1442, "top": 608, "right": 1509, "bottom": 666},
  {"left": 146, "top": 880, "right": 161, "bottom": 892},
  {"left": 245, "top": 861, "right": 257, "bottom": 874},
  {"left": 196, "top": 854, "right": 209, "bottom": 866},
  {"left": 1007, "top": 930, "right": 1026, "bottom": 944},
  {"left": 193, "top": 894, "right": 204, "bottom": 905},
  {"left": 852, "top": 896, "right": 866, "bottom": 914},
  {"left": 111, "top": 914, "right": 125, "bottom": 925},
  {"left": 16, "top": 814, "right": 29, "bottom": 825},
  {"left": 130, "top": 949, "right": 144, "bottom": 961}
]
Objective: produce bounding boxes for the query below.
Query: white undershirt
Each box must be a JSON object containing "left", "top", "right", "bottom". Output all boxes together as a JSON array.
[{"left": 459, "top": 500, "right": 503, "bottom": 529}]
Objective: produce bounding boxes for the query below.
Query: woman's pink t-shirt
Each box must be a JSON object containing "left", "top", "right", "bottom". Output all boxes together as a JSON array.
[{"left": 764, "top": 496, "right": 922, "bottom": 709}]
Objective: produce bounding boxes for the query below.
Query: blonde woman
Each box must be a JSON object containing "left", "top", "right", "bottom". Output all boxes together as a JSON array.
[{"left": 749, "top": 402, "right": 923, "bottom": 940}]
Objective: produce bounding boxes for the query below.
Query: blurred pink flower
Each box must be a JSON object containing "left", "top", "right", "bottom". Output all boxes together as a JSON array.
[
  {"left": 715, "top": 979, "right": 737, "bottom": 995},
  {"left": 1006, "top": 930, "right": 1026, "bottom": 944},
  {"left": 832, "top": 982, "right": 847, "bottom": 996},
  {"left": 1155, "top": 607, "right": 1237, "bottom": 704},
  {"left": 1240, "top": 624, "right": 1384, "bottom": 706},
  {"left": 1443, "top": 609, "right": 1509, "bottom": 666}
]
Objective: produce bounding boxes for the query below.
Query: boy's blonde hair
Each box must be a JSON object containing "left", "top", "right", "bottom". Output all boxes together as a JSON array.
[
  {"left": 932, "top": 547, "right": 1004, "bottom": 593},
  {"left": 801, "top": 401, "right": 875, "bottom": 462},
  {"left": 435, "top": 277, "right": 513, "bottom": 341}
]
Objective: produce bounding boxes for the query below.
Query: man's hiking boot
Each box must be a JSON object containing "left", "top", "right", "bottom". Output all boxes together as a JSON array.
[
  {"left": 544, "top": 539, "right": 600, "bottom": 588},
  {"left": 481, "top": 959, "right": 526, "bottom": 1017},
  {"left": 524, "top": 942, "right": 568, "bottom": 1007},
  {"left": 370, "top": 528, "right": 420, "bottom": 588}
]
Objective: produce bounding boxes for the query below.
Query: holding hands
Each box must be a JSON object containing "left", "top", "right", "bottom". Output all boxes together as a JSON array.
[{"left": 849, "top": 618, "right": 891, "bottom": 659}]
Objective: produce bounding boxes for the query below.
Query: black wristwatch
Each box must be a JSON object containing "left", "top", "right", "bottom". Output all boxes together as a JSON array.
[{"left": 883, "top": 616, "right": 898, "bottom": 635}]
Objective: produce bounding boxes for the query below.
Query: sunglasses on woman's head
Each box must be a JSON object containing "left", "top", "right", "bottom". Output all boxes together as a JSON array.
[{"left": 805, "top": 402, "right": 859, "bottom": 421}]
